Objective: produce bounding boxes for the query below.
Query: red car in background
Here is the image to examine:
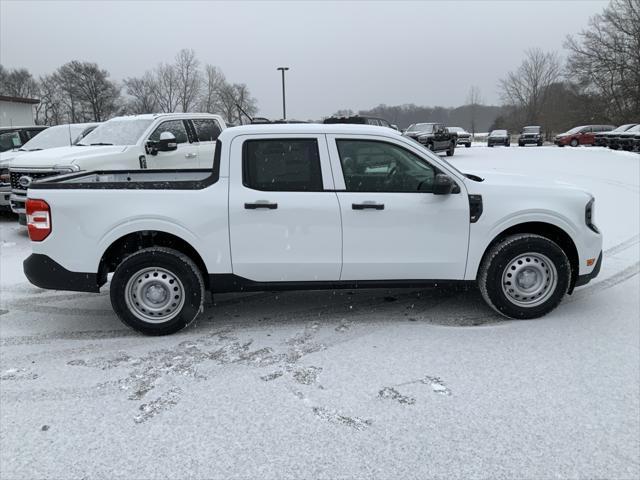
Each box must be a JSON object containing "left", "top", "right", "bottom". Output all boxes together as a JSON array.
[{"left": 554, "top": 124, "right": 615, "bottom": 147}]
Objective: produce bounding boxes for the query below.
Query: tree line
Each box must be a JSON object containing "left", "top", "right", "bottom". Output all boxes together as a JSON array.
[{"left": 0, "top": 48, "right": 257, "bottom": 126}]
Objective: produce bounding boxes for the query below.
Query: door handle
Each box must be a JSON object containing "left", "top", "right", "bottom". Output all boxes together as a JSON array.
[
  {"left": 245, "top": 201, "right": 278, "bottom": 210},
  {"left": 352, "top": 202, "right": 384, "bottom": 210},
  {"left": 185, "top": 152, "right": 197, "bottom": 159}
]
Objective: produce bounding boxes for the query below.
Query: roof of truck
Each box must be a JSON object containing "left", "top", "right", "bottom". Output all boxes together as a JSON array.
[{"left": 221, "top": 123, "right": 402, "bottom": 138}]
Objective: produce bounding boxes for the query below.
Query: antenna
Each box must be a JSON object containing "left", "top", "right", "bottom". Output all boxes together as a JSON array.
[{"left": 235, "top": 103, "right": 253, "bottom": 124}]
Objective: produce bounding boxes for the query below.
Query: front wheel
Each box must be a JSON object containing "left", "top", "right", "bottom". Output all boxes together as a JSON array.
[
  {"left": 478, "top": 234, "right": 570, "bottom": 319},
  {"left": 570, "top": 139, "right": 579, "bottom": 147},
  {"left": 465, "top": 143, "right": 471, "bottom": 148},
  {"left": 110, "top": 247, "right": 205, "bottom": 335},
  {"left": 446, "top": 141, "right": 455, "bottom": 156}
]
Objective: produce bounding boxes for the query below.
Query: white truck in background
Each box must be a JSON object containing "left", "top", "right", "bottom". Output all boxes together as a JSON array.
[
  {"left": 0, "top": 123, "right": 98, "bottom": 212},
  {"left": 9, "top": 113, "right": 226, "bottom": 222},
  {"left": 22, "top": 124, "right": 602, "bottom": 336}
]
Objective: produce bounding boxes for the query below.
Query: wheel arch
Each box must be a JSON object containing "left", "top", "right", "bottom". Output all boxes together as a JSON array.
[
  {"left": 477, "top": 221, "right": 580, "bottom": 293},
  {"left": 99, "top": 230, "right": 209, "bottom": 289}
]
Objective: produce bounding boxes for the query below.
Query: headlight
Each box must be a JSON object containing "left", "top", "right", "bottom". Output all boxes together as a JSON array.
[
  {"left": 0, "top": 167, "right": 9, "bottom": 183},
  {"left": 585, "top": 197, "right": 598, "bottom": 233}
]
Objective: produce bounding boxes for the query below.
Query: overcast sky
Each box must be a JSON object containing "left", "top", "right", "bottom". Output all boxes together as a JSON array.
[{"left": 1, "top": 0, "right": 609, "bottom": 119}]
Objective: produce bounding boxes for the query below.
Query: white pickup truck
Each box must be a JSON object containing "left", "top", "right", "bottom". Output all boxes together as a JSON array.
[
  {"left": 9, "top": 113, "right": 225, "bottom": 222},
  {"left": 23, "top": 124, "right": 602, "bottom": 335}
]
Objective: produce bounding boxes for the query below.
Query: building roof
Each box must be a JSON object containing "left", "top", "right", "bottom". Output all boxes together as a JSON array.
[{"left": 0, "top": 95, "right": 40, "bottom": 105}]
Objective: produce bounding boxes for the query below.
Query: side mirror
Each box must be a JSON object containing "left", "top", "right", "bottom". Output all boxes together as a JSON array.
[
  {"left": 158, "top": 132, "right": 177, "bottom": 152},
  {"left": 433, "top": 173, "right": 457, "bottom": 195},
  {"left": 391, "top": 124, "right": 399, "bottom": 131}
]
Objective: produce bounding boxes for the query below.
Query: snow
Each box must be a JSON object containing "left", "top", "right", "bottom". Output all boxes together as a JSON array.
[{"left": 1, "top": 145, "right": 638, "bottom": 479}]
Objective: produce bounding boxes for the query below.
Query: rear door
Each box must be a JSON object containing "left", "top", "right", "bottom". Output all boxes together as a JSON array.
[
  {"left": 146, "top": 119, "right": 199, "bottom": 169},
  {"left": 190, "top": 118, "right": 223, "bottom": 168},
  {"left": 228, "top": 134, "right": 342, "bottom": 282},
  {"left": 327, "top": 134, "right": 469, "bottom": 280}
]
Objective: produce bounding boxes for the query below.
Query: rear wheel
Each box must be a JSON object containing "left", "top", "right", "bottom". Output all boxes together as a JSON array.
[
  {"left": 110, "top": 247, "right": 205, "bottom": 335},
  {"left": 465, "top": 143, "right": 471, "bottom": 148},
  {"left": 478, "top": 234, "right": 570, "bottom": 319}
]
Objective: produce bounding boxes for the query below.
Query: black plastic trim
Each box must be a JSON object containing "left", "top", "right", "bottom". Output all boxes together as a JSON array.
[
  {"left": 24, "top": 254, "right": 102, "bottom": 293},
  {"left": 573, "top": 251, "right": 602, "bottom": 289},
  {"left": 209, "top": 274, "right": 471, "bottom": 293}
]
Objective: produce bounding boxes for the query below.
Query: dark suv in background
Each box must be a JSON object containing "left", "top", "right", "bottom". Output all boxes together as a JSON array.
[
  {"left": 0, "top": 126, "right": 48, "bottom": 152},
  {"left": 487, "top": 129, "right": 510, "bottom": 147},
  {"left": 554, "top": 125, "right": 615, "bottom": 147},
  {"left": 518, "top": 126, "right": 543, "bottom": 146},
  {"left": 403, "top": 122, "right": 457, "bottom": 156}
]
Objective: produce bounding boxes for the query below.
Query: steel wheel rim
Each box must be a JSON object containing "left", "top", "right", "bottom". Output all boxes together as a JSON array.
[
  {"left": 501, "top": 252, "right": 558, "bottom": 307},
  {"left": 125, "top": 267, "right": 185, "bottom": 323}
]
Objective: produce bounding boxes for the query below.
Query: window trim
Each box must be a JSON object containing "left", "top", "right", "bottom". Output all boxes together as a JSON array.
[
  {"left": 335, "top": 138, "right": 452, "bottom": 194},
  {"left": 241, "top": 137, "right": 325, "bottom": 192}
]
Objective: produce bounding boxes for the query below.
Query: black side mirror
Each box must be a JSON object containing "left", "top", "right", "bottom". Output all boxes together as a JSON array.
[
  {"left": 157, "top": 132, "right": 177, "bottom": 152},
  {"left": 433, "top": 173, "right": 457, "bottom": 195}
]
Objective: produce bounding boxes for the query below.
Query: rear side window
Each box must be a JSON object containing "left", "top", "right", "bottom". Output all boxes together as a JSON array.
[
  {"left": 243, "top": 139, "right": 323, "bottom": 191},
  {"left": 192, "top": 119, "right": 222, "bottom": 142}
]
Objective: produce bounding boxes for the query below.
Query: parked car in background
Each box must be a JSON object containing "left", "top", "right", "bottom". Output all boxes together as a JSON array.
[
  {"left": 447, "top": 127, "right": 471, "bottom": 147},
  {"left": 22, "top": 123, "right": 602, "bottom": 335},
  {"left": 594, "top": 124, "right": 637, "bottom": 147},
  {"left": 403, "top": 122, "right": 457, "bottom": 156},
  {"left": 0, "top": 126, "right": 48, "bottom": 153},
  {"left": 1, "top": 123, "right": 97, "bottom": 213},
  {"left": 9, "top": 113, "right": 226, "bottom": 223},
  {"left": 554, "top": 125, "right": 616, "bottom": 147},
  {"left": 487, "top": 130, "right": 510, "bottom": 147},
  {"left": 518, "top": 126, "right": 543, "bottom": 146},
  {"left": 323, "top": 115, "right": 398, "bottom": 131},
  {"left": 608, "top": 124, "right": 640, "bottom": 151}
]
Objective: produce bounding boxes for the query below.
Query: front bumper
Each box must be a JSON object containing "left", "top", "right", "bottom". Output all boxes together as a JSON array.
[
  {"left": 24, "top": 254, "right": 101, "bottom": 293},
  {"left": 519, "top": 137, "right": 542, "bottom": 144},
  {"left": 574, "top": 251, "right": 602, "bottom": 289},
  {"left": 0, "top": 184, "right": 10, "bottom": 210},
  {"left": 456, "top": 137, "right": 471, "bottom": 145}
]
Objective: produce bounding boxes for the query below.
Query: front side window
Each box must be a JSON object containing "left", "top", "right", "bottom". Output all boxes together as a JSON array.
[
  {"left": 243, "top": 138, "right": 323, "bottom": 191},
  {"left": 0, "top": 132, "right": 22, "bottom": 152},
  {"left": 336, "top": 139, "right": 436, "bottom": 193},
  {"left": 192, "top": 119, "right": 221, "bottom": 142},
  {"left": 148, "top": 120, "right": 189, "bottom": 144}
]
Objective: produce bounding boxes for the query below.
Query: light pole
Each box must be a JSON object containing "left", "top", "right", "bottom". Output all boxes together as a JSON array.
[{"left": 277, "top": 67, "right": 289, "bottom": 120}]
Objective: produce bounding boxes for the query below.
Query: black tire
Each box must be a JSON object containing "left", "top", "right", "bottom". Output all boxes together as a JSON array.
[
  {"left": 465, "top": 143, "right": 471, "bottom": 148},
  {"left": 110, "top": 247, "right": 205, "bottom": 335},
  {"left": 477, "top": 234, "right": 571, "bottom": 319},
  {"left": 446, "top": 141, "right": 455, "bottom": 156},
  {"left": 570, "top": 139, "right": 579, "bottom": 147},
  {"left": 488, "top": 143, "right": 494, "bottom": 147},
  {"left": 427, "top": 142, "right": 435, "bottom": 151},
  {"left": 518, "top": 142, "right": 524, "bottom": 147},
  {"left": 537, "top": 141, "right": 543, "bottom": 147}
]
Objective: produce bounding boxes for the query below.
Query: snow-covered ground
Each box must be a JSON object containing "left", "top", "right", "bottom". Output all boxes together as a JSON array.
[{"left": 1, "top": 145, "right": 638, "bottom": 479}]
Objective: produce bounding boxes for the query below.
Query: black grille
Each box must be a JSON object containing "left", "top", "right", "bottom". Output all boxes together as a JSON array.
[{"left": 10, "top": 170, "right": 62, "bottom": 190}]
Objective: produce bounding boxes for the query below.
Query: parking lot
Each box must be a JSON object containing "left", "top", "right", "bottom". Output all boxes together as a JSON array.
[{"left": 1, "top": 144, "right": 638, "bottom": 479}]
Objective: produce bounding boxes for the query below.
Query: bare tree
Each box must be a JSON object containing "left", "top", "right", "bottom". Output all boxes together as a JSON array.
[
  {"left": 124, "top": 72, "right": 158, "bottom": 114},
  {"left": 565, "top": 0, "right": 640, "bottom": 123},
  {"left": 218, "top": 83, "right": 258, "bottom": 124},
  {"left": 499, "top": 48, "right": 562, "bottom": 125},
  {"left": 466, "top": 85, "right": 483, "bottom": 135},
  {"left": 152, "top": 63, "right": 180, "bottom": 113},
  {"left": 0, "top": 66, "right": 39, "bottom": 98},
  {"left": 199, "top": 64, "right": 226, "bottom": 113},
  {"left": 34, "top": 74, "right": 64, "bottom": 125},
  {"left": 174, "top": 48, "right": 201, "bottom": 112}
]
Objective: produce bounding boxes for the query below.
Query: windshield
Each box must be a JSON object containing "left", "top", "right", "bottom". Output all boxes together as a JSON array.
[
  {"left": 564, "top": 126, "right": 585, "bottom": 134},
  {"left": 613, "top": 124, "right": 637, "bottom": 132},
  {"left": 490, "top": 130, "right": 507, "bottom": 136},
  {"left": 78, "top": 118, "right": 153, "bottom": 146},
  {"left": 19, "top": 124, "right": 92, "bottom": 151},
  {"left": 406, "top": 123, "right": 435, "bottom": 133},
  {"left": 522, "top": 126, "right": 540, "bottom": 133}
]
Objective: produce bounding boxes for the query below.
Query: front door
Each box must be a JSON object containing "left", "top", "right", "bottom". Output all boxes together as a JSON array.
[
  {"left": 327, "top": 135, "right": 470, "bottom": 280},
  {"left": 146, "top": 119, "right": 199, "bottom": 169},
  {"left": 228, "top": 134, "right": 342, "bottom": 282}
]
